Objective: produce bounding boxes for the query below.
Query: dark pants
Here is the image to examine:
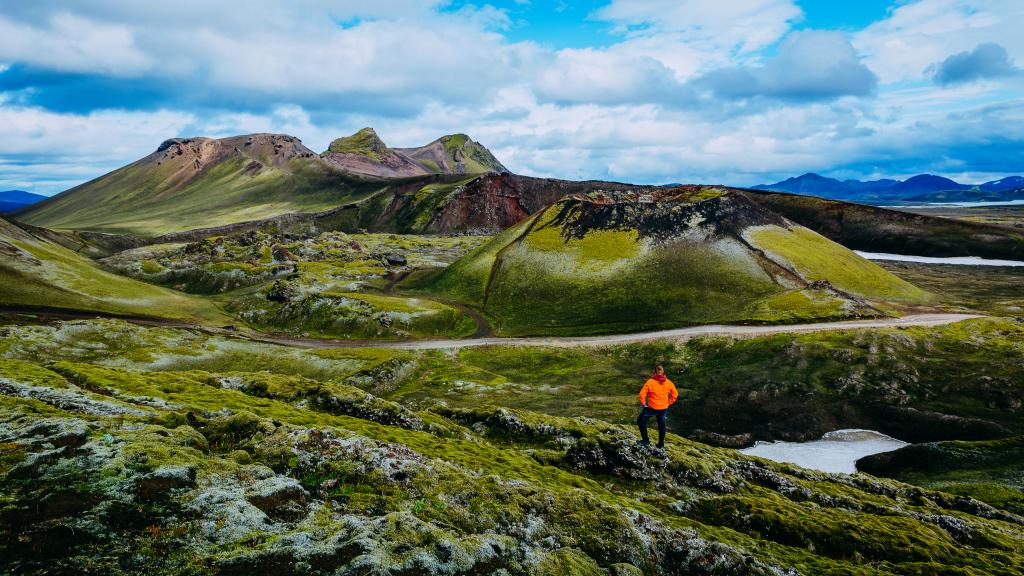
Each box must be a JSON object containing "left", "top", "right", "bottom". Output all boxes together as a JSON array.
[{"left": 637, "top": 406, "right": 667, "bottom": 446}]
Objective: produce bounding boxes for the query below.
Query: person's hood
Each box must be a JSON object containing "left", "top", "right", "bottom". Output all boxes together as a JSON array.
[{"left": 652, "top": 374, "right": 667, "bottom": 383}]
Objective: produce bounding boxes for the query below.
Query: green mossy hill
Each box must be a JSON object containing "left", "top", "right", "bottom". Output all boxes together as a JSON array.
[
  {"left": 417, "top": 188, "right": 928, "bottom": 336},
  {"left": 326, "top": 127, "right": 391, "bottom": 160},
  {"left": 3, "top": 356, "right": 1024, "bottom": 575},
  {"left": 0, "top": 216, "right": 228, "bottom": 323},
  {"left": 858, "top": 436, "right": 1024, "bottom": 515},
  {"left": 323, "top": 129, "right": 507, "bottom": 178},
  {"left": 741, "top": 189, "right": 1024, "bottom": 260},
  {"left": 15, "top": 133, "right": 382, "bottom": 235}
]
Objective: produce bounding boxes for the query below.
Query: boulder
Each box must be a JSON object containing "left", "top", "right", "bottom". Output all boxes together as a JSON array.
[
  {"left": 135, "top": 464, "right": 198, "bottom": 500},
  {"left": 246, "top": 476, "right": 308, "bottom": 520}
]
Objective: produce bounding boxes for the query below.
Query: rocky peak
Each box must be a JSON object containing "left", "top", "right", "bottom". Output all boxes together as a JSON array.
[
  {"left": 153, "top": 137, "right": 222, "bottom": 171},
  {"left": 326, "top": 127, "right": 391, "bottom": 160}
]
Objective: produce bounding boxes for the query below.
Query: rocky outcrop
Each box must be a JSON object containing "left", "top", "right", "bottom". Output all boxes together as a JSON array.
[
  {"left": 322, "top": 129, "right": 508, "bottom": 179},
  {"left": 323, "top": 128, "right": 431, "bottom": 178}
]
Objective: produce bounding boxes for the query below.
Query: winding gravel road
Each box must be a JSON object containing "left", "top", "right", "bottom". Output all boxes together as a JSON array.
[
  {"left": 257, "top": 313, "right": 983, "bottom": 350},
  {"left": 0, "top": 306, "right": 981, "bottom": 350}
]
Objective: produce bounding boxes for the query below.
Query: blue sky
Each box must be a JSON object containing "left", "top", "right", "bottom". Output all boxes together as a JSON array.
[{"left": 0, "top": 0, "right": 1022, "bottom": 195}]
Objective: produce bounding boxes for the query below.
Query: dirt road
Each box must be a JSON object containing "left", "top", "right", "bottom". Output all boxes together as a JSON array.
[
  {"left": 255, "top": 313, "right": 983, "bottom": 350},
  {"left": 2, "top": 306, "right": 980, "bottom": 349}
]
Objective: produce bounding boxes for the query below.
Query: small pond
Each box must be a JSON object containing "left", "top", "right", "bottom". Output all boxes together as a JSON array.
[{"left": 739, "top": 429, "right": 908, "bottom": 474}]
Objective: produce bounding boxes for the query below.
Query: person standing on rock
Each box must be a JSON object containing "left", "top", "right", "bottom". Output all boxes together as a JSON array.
[{"left": 637, "top": 364, "right": 678, "bottom": 449}]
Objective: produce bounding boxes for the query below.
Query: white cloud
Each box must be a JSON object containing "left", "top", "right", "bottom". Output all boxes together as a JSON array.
[
  {"left": 1, "top": 0, "right": 1022, "bottom": 195},
  {"left": 0, "top": 12, "right": 150, "bottom": 75},
  {"left": 930, "top": 42, "right": 1021, "bottom": 85},
  {"left": 0, "top": 104, "right": 193, "bottom": 159},
  {"left": 533, "top": 47, "right": 685, "bottom": 105},
  {"left": 0, "top": 1, "right": 533, "bottom": 110},
  {"left": 855, "top": 0, "right": 1024, "bottom": 83},
  {"left": 699, "top": 30, "right": 877, "bottom": 102},
  {"left": 594, "top": 0, "right": 803, "bottom": 55}
]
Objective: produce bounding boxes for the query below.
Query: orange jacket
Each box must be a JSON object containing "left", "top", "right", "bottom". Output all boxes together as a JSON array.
[{"left": 638, "top": 377, "right": 678, "bottom": 410}]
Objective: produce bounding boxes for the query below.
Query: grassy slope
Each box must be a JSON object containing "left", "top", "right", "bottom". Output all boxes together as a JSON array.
[
  {"left": 2, "top": 324, "right": 1024, "bottom": 574},
  {"left": 441, "top": 134, "right": 507, "bottom": 173},
  {"left": 742, "top": 190, "right": 1024, "bottom": 260},
  {"left": 747, "top": 226, "right": 928, "bottom": 301},
  {"left": 374, "top": 318, "right": 1023, "bottom": 447},
  {"left": 0, "top": 219, "right": 227, "bottom": 323},
  {"left": 419, "top": 201, "right": 926, "bottom": 336},
  {"left": 18, "top": 157, "right": 379, "bottom": 236}
]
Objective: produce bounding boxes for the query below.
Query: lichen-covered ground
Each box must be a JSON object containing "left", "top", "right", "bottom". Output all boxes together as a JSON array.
[
  {"left": 2, "top": 317, "right": 1024, "bottom": 575},
  {"left": 101, "top": 230, "right": 487, "bottom": 340}
]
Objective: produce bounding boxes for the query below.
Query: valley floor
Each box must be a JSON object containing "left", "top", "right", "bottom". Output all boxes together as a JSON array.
[{"left": 3, "top": 208, "right": 1024, "bottom": 574}]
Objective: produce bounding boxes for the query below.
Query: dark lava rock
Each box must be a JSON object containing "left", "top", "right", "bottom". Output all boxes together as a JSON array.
[
  {"left": 272, "top": 244, "right": 296, "bottom": 262},
  {"left": 565, "top": 434, "right": 666, "bottom": 480},
  {"left": 690, "top": 429, "right": 754, "bottom": 448},
  {"left": 732, "top": 460, "right": 812, "bottom": 500},
  {"left": 235, "top": 230, "right": 261, "bottom": 246},
  {"left": 383, "top": 252, "right": 407, "bottom": 267}
]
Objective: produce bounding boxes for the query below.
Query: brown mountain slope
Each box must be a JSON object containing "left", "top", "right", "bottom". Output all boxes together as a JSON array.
[{"left": 16, "top": 133, "right": 377, "bottom": 235}]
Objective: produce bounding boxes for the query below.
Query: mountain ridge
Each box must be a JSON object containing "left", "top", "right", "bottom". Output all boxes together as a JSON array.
[
  {"left": 14, "top": 129, "right": 507, "bottom": 234},
  {"left": 753, "top": 172, "right": 1023, "bottom": 202}
]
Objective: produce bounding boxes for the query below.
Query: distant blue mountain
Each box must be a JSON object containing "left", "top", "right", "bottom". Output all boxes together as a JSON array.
[
  {"left": 750, "top": 173, "right": 899, "bottom": 200},
  {"left": 749, "top": 173, "right": 851, "bottom": 196},
  {"left": 979, "top": 176, "right": 1024, "bottom": 192},
  {"left": 750, "top": 173, "right": 1023, "bottom": 203},
  {"left": 0, "top": 190, "right": 48, "bottom": 213},
  {"left": 886, "top": 174, "right": 969, "bottom": 195}
]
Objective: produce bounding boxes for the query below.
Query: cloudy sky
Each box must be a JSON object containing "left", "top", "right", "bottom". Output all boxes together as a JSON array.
[{"left": 1, "top": 0, "right": 1022, "bottom": 195}]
